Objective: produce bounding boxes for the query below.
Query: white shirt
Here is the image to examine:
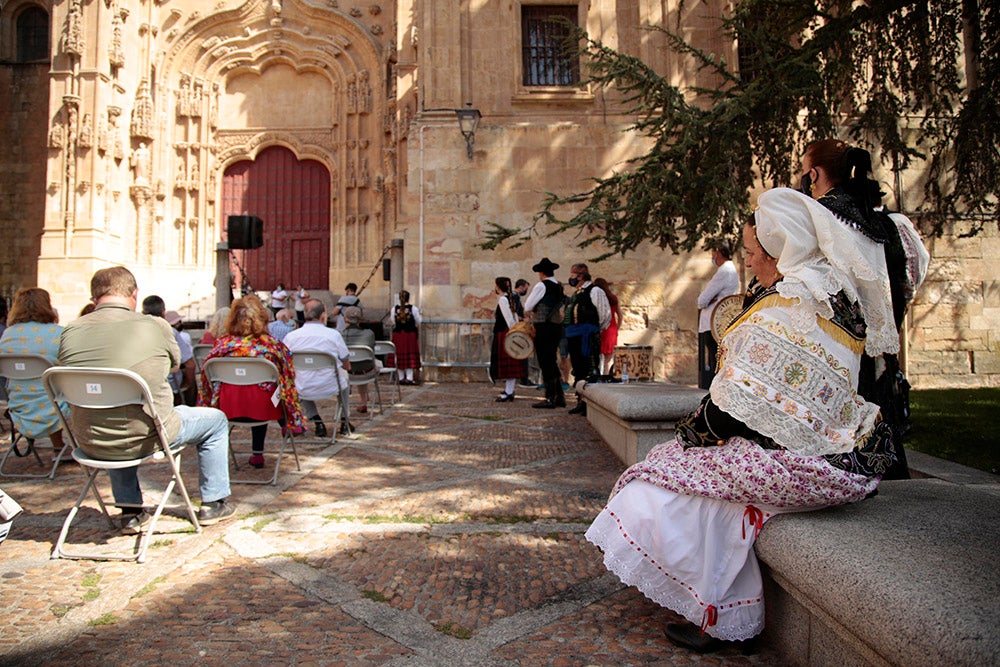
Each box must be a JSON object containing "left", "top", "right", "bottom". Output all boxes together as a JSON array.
[
  {"left": 497, "top": 294, "right": 518, "bottom": 328},
  {"left": 523, "top": 278, "right": 559, "bottom": 314},
  {"left": 697, "top": 260, "right": 741, "bottom": 332},
  {"left": 270, "top": 289, "right": 288, "bottom": 310},
  {"left": 575, "top": 281, "right": 612, "bottom": 330},
  {"left": 283, "top": 321, "right": 350, "bottom": 395}
]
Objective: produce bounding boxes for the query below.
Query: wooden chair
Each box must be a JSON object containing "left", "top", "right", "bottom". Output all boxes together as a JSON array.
[
  {"left": 42, "top": 366, "right": 202, "bottom": 563},
  {"left": 0, "top": 353, "right": 71, "bottom": 479},
  {"left": 201, "top": 356, "right": 301, "bottom": 485}
]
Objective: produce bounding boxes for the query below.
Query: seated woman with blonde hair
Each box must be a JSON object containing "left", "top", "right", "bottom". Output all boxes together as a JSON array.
[{"left": 198, "top": 295, "right": 305, "bottom": 469}]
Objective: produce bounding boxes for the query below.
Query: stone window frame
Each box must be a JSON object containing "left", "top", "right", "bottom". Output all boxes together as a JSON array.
[
  {"left": 513, "top": 1, "right": 593, "bottom": 103},
  {"left": 0, "top": 1, "right": 49, "bottom": 64}
]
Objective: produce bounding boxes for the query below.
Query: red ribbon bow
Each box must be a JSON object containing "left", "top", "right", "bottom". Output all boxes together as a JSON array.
[
  {"left": 700, "top": 605, "right": 718, "bottom": 633},
  {"left": 743, "top": 504, "right": 764, "bottom": 540}
]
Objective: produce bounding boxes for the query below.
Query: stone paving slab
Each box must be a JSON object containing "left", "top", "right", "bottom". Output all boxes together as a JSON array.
[{"left": 1, "top": 382, "right": 781, "bottom": 666}]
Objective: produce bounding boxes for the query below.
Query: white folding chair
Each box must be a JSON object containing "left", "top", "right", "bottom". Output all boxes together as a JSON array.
[
  {"left": 347, "top": 345, "right": 382, "bottom": 417},
  {"left": 373, "top": 340, "right": 401, "bottom": 403},
  {"left": 291, "top": 350, "right": 350, "bottom": 442},
  {"left": 201, "top": 356, "right": 301, "bottom": 485},
  {"left": 42, "top": 366, "right": 202, "bottom": 563},
  {"left": 191, "top": 344, "right": 213, "bottom": 374},
  {"left": 0, "top": 353, "right": 71, "bottom": 479}
]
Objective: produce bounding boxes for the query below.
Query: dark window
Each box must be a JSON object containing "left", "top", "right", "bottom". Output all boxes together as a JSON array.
[
  {"left": 16, "top": 6, "right": 49, "bottom": 62},
  {"left": 521, "top": 5, "right": 579, "bottom": 86}
]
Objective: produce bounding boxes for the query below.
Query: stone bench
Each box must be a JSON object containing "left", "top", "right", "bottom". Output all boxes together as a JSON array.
[
  {"left": 757, "top": 477, "right": 1000, "bottom": 666},
  {"left": 580, "top": 382, "right": 705, "bottom": 465},
  {"left": 581, "top": 382, "right": 1000, "bottom": 666}
]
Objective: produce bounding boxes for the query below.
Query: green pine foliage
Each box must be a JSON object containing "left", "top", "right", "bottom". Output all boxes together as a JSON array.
[{"left": 480, "top": 0, "right": 998, "bottom": 259}]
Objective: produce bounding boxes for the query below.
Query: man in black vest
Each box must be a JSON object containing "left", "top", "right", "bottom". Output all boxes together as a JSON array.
[
  {"left": 524, "top": 258, "right": 566, "bottom": 409},
  {"left": 564, "top": 263, "right": 611, "bottom": 415}
]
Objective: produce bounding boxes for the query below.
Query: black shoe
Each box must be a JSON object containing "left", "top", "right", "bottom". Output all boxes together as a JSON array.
[
  {"left": 568, "top": 402, "right": 587, "bottom": 415},
  {"left": 339, "top": 422, "right": 355, "bottom": 435},
  {"left": 552, "top": 398, "right": 567, "bottom": 408},
  {"left": 533, "top": 400, "right": 558, "bottom": 409},
  {"left": 314, "top": 420, "right": 328, "bottom": 438},
  {"left": 663, "top": 622, "right": 755, "bottom": 655},
  {"left": 120, "top": 510, "right": 153, "bottom": 535},
  {"left": 519, "top": 379, "right": 536, "bottom": 387},
  {"left": 198, "top": 499, "right": 236, "bottom": 526},
  {"left": 495, "top": 393, "right": 514, "bottom": 403}
]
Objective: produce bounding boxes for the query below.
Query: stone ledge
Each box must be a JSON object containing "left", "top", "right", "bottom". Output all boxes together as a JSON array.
[
  {"left": 757, "top": 478, "right": 1000, "bottom": 667},
  {"left": 581, "top": 382, "right": 704, "bottom": 465}
]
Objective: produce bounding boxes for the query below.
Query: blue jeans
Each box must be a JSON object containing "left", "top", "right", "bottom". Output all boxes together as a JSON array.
[{"left": 108, "top": 406, "right": 232, "bottom": 508}]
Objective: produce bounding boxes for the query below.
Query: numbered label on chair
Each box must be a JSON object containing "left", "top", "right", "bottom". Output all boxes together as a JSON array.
[
  {"left": 304, "top": 357, "right": 314, "bottom": 364},
  {"left": 235, "top": 368, "right": 246, "bottom": 376},
  {"left": 86, "top": 383, "right": 103, "bottom": 394},
  {"left": 14, "top": 362, "right": 26, "bottom": 371}
]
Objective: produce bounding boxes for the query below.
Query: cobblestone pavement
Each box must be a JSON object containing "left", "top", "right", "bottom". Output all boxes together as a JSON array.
[{"left": 1, "top": 383, "right": 781, "bottom": 666}]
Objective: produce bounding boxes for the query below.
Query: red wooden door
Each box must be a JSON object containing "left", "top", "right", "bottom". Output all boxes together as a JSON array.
[{"left": 221, "top": 146, "right": 330, "bottom": 292}]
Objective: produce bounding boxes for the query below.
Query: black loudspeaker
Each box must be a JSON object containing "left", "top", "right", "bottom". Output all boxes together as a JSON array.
[
  {"left": 227, "top": 215, "right": 264, "bottom": 249},
  {"left": 382, "top": 259, "right": 391, "bottom": 281}
]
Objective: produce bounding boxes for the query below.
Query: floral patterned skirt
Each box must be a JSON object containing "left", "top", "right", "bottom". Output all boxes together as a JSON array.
[{"left": 585, "top": 436, "right": 877, "bottom": 640}]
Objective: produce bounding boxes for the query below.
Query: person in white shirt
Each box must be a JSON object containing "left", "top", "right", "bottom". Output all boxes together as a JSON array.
[
  {"left": 270, "top": 283, "right": 288, "bottom": 318},
  {"left": 283, "top": 299, "right": 351, "bottom": 437},
  {"left": 696, "top": 241, "right": 741, "bottom": 389}
]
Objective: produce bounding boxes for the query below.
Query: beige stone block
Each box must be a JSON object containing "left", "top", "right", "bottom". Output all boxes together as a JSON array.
[
  {"left": 909, "top": 303, "right": 972, "bottom": 329},
  {"left": 985, "top": 281, "right": 1000, "bottom": 308},
  {"left": 973, "top": 351, "right": 1000, "bottom": 374},
  {"left": 925, "top": 234, "right": 982, "bottom": 260},
  {"left": 914, "top": 327, "right": 986, "bottom": 351},
  {"left": 907, "top": 349, "right": 972, "bottom": 375},
  {"left": 918, "top": 281, "right": 983, "bottom": 305},
  {"left": 969, "top": 307, "right": 1000, "bottom": 331}
]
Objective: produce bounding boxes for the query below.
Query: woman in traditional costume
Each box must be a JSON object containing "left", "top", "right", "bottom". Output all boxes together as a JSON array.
[
  {"left": 392, "top": 290, "right": 422, "bottom": 385},
  {"left": 585, "top": 188, "right": 898, "bottom": 652},
  {"left": 489, "top": 276, "right": 527, "bottom": 402}
]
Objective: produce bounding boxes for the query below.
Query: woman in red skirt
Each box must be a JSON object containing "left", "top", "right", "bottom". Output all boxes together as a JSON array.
[
  {"left": 199, "top": 295, "right": 306, "bottom": 469},
  {"left": 489, "top": 277, "right": 528, "bottom": 402},
  {"left": 594, "top": 277, "right": 621, "bottom": 376},
  {"left": 391, "top": 290, "right": 422, "bottom": 385}
]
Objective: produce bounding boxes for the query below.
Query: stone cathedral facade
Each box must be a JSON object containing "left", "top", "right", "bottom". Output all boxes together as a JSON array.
[{"left": 1, "top": 0, "right": 997, "bottom": 387}]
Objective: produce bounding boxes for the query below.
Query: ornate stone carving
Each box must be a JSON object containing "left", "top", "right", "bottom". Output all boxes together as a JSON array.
[
  {"left": 130, "top": 143, "right": 151, "bottom": 185},
  {"left": 109, "top": 3, "right": 125, "bottom": 68},
  {"left": 79, "top": 113, "right": 93, "bottom": 148},
  {"left": 130, "top": 79, "right": 155, "bottom": 141},
  {"left": 61, "top": 0, "right": 85, "bottom": 57}
]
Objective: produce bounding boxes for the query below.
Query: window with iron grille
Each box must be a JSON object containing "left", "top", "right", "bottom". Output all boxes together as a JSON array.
[
  {"left": 16, "top": 6, "right": 49, "bottom": 63},
  {"left": 521, "top": 5, "right": 580, "bottom": 87}
]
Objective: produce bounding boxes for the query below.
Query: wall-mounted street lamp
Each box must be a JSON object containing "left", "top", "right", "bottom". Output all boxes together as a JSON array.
[{"left": 455, "top": 102, "right": 481, "bottom": 160}]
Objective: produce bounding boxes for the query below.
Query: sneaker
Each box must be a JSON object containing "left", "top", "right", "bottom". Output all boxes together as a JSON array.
[
  {"left": 248, "top": 454, "right": 265, "bottom": 468},
  {"left": 198, "top": 499, "right": 236, "bottom": 526},
  {"left": 314, "top": 420, "right": 328, "bottom": 438},
  {"left": 120, "top": 510, "right": 153, "bottom": 535},
  {"left": 519, "top": 379, "right": 536, "bottom": 387}
]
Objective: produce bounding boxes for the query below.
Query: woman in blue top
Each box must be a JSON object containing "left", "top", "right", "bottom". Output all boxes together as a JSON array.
[{"left": 0, "top": 288, "right": 66, "bottom": 453}]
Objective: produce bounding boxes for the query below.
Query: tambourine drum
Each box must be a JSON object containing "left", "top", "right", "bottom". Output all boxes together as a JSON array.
[
  {"left": 710, "top": 294, "right": 744, "bottom": 343},
  {"left": 504, "top": 321, "right": 536, "bottom": 360}
]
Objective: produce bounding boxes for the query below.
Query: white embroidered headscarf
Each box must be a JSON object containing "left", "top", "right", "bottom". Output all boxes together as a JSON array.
[{"left": 754, "top": 188, "right": 898, "bottom": 355}]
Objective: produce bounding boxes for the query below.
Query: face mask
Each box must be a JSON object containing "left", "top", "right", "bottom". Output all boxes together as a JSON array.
[
  {"left": 799, "top": 171, "right": 813, "bottom": 196},
  {"left": 568, "top": 277, "right": 580, "bottom": 287}
]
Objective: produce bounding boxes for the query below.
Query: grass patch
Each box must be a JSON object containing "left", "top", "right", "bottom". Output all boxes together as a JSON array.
[
  {"left": 133, "top": 576, "right": 166, "bottom": 599},
  {"left": 435, "top": 621, "right": 473, "bottom": 639},
  {"left": 89, "top": 613, "right": 118, "bottom": 626},
  {"left": 51, "top": 604, "right": 77, "bottom": 618},
  {"left": 80, "top": 572, "right": 101, "bottom": 588},
  {"left": 150, "top": 539, "right": 174, "bottom": 548},
  {"left": 82, "top": 589, "right": 100, "bottom": 602},
  {"left": 251, "top": 517, "right": 277, "bottom": 532},
  {"left": 906, "top": 388, "right": 1000, "bottom": 474},
  {"left": 361, "top": 589, "right": 390, "bottom": 603}
]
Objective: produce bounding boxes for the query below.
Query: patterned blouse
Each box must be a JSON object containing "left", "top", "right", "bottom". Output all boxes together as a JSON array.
[
  {"left": 0, "top": 322, "right": 65, "bottom": 438},
  {"left": 197, "top": 333, "right": 306, "bottom": 434}
]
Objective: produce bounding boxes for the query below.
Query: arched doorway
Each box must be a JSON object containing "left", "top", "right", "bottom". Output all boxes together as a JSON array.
[{"left": 221, "top": 146, "right": 331, "bottom": 292}]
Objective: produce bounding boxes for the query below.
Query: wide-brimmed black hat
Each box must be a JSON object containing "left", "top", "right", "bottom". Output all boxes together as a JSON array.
[{"left": 531, "top": 257, "right": 560, "bottom": 275}]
